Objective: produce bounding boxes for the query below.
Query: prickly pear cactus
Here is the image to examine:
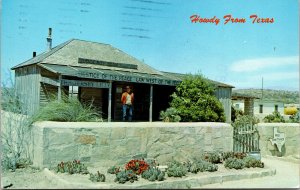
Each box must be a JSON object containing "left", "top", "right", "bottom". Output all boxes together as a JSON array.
[
  {"left": 114, "top": 170, "right": 138, "bottom": 184},
  {"left": 107, "top": 166, "right": 120, "bottom": 174},
  {"left": 89, "top": 171, "right": 106, "bottom": 182},
  {"left": 55, "top": 160, "right": 89, "bottom": 175},
  {"left": 56, "top": 162, "right": 65, "bottom": 173}
]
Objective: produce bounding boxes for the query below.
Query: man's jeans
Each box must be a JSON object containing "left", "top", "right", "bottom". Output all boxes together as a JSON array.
[{"left": 122, "top": 104, "right": 133, "bottom": 121}]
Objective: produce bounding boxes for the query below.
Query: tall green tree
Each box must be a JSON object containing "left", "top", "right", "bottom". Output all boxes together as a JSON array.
[{"left": 170, "top": 74, "right": 225, "bottom": 122}]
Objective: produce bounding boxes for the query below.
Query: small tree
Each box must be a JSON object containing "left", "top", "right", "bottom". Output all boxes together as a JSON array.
[
  {"left": 169, "top": 74, "right": 225, "bottom": 122},
  {"left": 263, "top": 111, "right": 285, "bottom": 123},
  {"left": 1, "top": 76, "right": 32, "bottom": 171}
]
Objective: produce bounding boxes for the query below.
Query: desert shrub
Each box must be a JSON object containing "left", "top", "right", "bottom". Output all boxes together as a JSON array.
[
  {"left": 204, "top": 152, "right": 222, "bottom": 164},
  {"left": 231, "top": 106, "right": 244, "bottom": 122},
  {"left": 159, "top": 107, "right": 181, "bottom": 122},
  {"left": 141, "top": 167, "right": 165, "bottom": 181},
  {"left": 169, "top": 74, "right": 226, "bottom": 122},
  {"left": 1, "top": 79, "right": 32, "bottom": 171},
  {"left": 56, "top": 160, "right": 89, "bottom": 175},
  {"left": 114, "top": 170, "right": 138, "bottom": 184},
  {"left": 31, "top": 95, "right": 102, "bottom": 122},
  {"left": 166, "top": 160, "right": 188, "bottom": 177},
  {"left": 222, "top": 152, "right": 247, "bottom": 161},
  {"left": 243, "top": 156, "right": 264, "bottom": 168},
  {"left": 89, "top": 171, "right": 106, "bottom": 182},
  {"left": 1, "top": 87, "right": 24, "bottom": 114},
  {"left": 288, "top": 111, "right": 300, "bottom": 123},
  {"left": 125, "top": 159, "right": 149, "bottom": 175},
  {"left": 224, "top": 158, "right": 245, "bottom": 169},
  {"left": 233, "top": 115, "right": 259, "bottom": 128},
  {"left": 263, "top": 111, "right": 285, "bottom": 123},
  {"left": 187, "top": 159, "right": 218, "bottom": 173},
  {"left": 107, "top": 166, "right": 121, "bottom": 174},
  {"left": 222, "top": 152, "right": 235, "bottom": 161}
]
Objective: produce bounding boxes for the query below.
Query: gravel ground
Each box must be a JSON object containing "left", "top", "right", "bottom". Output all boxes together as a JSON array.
[{"left": 1, "top": 156, "right": 299, "bottom": 189}]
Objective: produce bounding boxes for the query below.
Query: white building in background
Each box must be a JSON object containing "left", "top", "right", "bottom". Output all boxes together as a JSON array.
[
  {"left": 232, "top": 100, "right": 285, "bottom": 120},
  {"left": 254, "top": 100, "right": 285, "bottom": 117}
]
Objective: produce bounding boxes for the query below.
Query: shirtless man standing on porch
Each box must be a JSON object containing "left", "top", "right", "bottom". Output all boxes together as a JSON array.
[{"left": 121, "top": 85, "right": 134, "bottom": 121}]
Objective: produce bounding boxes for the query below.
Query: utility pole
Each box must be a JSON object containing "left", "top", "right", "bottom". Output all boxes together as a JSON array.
[{"left": 261, "top": 77, "right": 264, "bottom": 101}]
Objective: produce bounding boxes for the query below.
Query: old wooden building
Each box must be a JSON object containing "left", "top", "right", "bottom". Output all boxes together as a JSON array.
[{"left": 12, "top": 31, "right": 234, "bottom": 122}]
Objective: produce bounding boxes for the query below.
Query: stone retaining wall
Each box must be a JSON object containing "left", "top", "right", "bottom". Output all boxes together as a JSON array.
[
  {"left": 257, "top": 123, "right": 300, "bottom": 159},
  {"left": 31, "top": 121, "right": 233, "bottom": 168}
]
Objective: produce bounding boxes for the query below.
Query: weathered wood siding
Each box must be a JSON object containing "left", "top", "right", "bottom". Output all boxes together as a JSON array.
[
  {"left": 40, "top": 83, "right": 59, "bottom": 106},
  {"left": 215, "top": 87, "right": 232, "bottom": 123},
  {"left": 15, "top": 65, "right": 40, "bottom": 115},
  {"left": 80, "top": 87, "right": 104, "bottom": 114}
]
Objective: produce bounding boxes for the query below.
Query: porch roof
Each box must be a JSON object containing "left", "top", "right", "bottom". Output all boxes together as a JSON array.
[{"left": 38, "top": 63, "right": 182, "bottom": 86}]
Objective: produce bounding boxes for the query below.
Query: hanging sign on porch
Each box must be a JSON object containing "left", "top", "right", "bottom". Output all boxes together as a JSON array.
[
  {"left": 61, "top": 79, "right": 110, "bottom": 88},
  {"left": 76, "top": 71, "right": 181, "bottom": 86}
]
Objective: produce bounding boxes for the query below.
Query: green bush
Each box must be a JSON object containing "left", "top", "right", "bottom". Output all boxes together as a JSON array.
[
  {"left": 224, "top": 158, "right": 245, "bottom": 169},
  {"left": 159, "top": 107, "right": 181, "bottom": 122},
  {"left": 187, "top": 159, "right": 218, "bottom": 173},
  {"left": 89, "top": 171, "right": 106, "bottom": 182},
  {"left": 204, "top": 152, "right": 222, "bottom": 164},
  {"left": 169, "top": 74, "right": 225, "bottom": 122},
  {"left": 243, "top": 156, "right": 264, "bottom": 168},
  {"left": 114, "top": 170, "right": 138, "bottom": 184},
  {"left": 166, "top": 160, "right": 187, "bottom": 177},
  {"left": 107, "top": 166, "right": 120, "bottom": 174},
  {"left": 222, "top": 152, "right": 247, "bottom": 161},
  {"left": 288, "top": 111, "right": 300, "bottom": 123},
  {"left": 31, "top": 95, "right": 102, "bottom": 122},
  {"left": 141, "top": 167, "right": 165, "bottom": 181},
  {"left": 56, "top": 160, "right": 89, "bottom": 175},
  {"left": 231, "top": 106, "right": 244, "bottom": 122},
  {"left": 233, "top": 115, "right": 259, "bottom": 128},
  {"left": 263, "top": 111, "right": 285, "bottom": 123}
]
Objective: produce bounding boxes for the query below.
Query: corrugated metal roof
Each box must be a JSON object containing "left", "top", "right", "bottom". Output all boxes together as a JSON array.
[{"left": 161, "top": 71, "right": 234, "bottom": 88}]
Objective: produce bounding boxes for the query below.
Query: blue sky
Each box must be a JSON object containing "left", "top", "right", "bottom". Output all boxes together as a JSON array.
[{"left": 1, "top": 0, "right": 299, "bottom": 90}]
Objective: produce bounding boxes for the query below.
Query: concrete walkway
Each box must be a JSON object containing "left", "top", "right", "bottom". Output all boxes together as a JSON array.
[{"left": 201, "top": 156, "right": 300, "bottom": 188}]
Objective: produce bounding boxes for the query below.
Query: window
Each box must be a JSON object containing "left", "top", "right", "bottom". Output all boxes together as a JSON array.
[
  {"left": 235, "top": 104, "right": 240, "bottom": 109},
  {"left": 69, "top": 86, "right": 79, "bottom": 98},
  {"left": 259, "top": 105, "right": 263, "bottom": 113},
  {"left": 275, "top": 105, "right": 278, "bottom": 112}
]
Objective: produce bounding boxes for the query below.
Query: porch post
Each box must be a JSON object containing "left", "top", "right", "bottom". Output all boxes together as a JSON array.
[
  {"left": 149, "top": 84, "right": 153, "bottom": 122},
  {"left": 58, "top": 74, "right": 62, "bottom": 100},
  {"left": 108, "top": 81, "right": 112, "bottom": 122}
]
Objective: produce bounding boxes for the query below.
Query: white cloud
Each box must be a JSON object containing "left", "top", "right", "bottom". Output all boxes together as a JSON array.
[
  {"left": 250, "top": 72, "right": 299, "bottom": 81},
  {"left": 227, "top": 71, "right": 299, "bottom": 90},
  {"left": 230, "top": 56, "right": 299, "bottom": 72}
]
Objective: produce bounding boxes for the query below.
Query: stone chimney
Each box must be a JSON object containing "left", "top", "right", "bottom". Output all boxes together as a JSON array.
[{"left": 46, "top": 28, "right": 52, "bottom": 51}]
